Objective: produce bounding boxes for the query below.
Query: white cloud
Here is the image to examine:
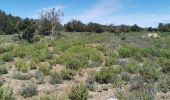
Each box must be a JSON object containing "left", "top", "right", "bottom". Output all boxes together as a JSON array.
[
  {"left": 63, "top": 0, "right": 170, "bottom": 27},
  {"left": 63, "top": 0, "right": 121, "bottom": 24}
]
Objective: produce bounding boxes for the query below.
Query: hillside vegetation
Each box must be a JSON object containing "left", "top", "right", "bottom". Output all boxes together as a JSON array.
[{"left": 0, "top": 32, "right": 170, "bottom": 100}]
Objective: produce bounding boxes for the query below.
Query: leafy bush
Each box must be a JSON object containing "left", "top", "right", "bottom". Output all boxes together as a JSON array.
[
  {"left": 14, "top": 59, "right": 28, "bottom": 73},
  {"left": 49, "top": 71, "right": 63, "bottom": 84},
  {"left": 21, "top": 83, "right": 37, "bottom": 97},
  {"left": 1, "top": 52, "right": 13, "bottom": 62},
  {"left": 124, "top": 60, "right": 139, "bottom": 74},
  {"left": 86, "top": 73, "right": 96, "bottom": 91},
  {"left": 68, "top": 83, "right": 88, "bottom": 100},
  {"left": 95, "top": 67, "right": 119, "bottom": 84},
  {"left": 0, "top": 65, "right": 8, "bottom": 75},
  {"left": 58, "top": 45, "right": 103, "bottom": 70},
  {"left": 0, "top": 86, "right": 15, "bottom": 100},
  {"left": 12, "top": 45, "right": 26, "bottom": 58},
  {"left": 38, "top": 62, "right": 51, "bottom": 76},
  {"left": 120, "top": 72, "right": 131, "bottom": 81},
  {"left": 40, "top": 94, "right": 68, "bottom": 100},
  {"left": 34, "top": 70, "right": 45, "bottom": 84},
  {"left": 139, "top": 61, "right": 160, "bottom": 80},
  {"left": 61, "top": 68, "right": 75, "bottom": 80},
  {"left": 129, "top": 75, "right": 144, "bottom": 91},
  {"left": 105, "top": 57, "right": 116, "bottom": 67},
  {"left": 157, "top": 81, "right": 169, "bottom": 93},
  {"left": 12, "top": 71, "right": 32, "bottom": 80}
]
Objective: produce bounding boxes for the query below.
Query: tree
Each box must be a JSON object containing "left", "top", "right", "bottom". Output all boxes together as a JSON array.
[
  {"left": 17, "top": 18, "right": 36, "bottom": 42},
  {"left": 39, "top": 8, "right": 64, "bottom": 37},
  {"left": 64, "top": 20, "right": 86, "bottom": 32}
]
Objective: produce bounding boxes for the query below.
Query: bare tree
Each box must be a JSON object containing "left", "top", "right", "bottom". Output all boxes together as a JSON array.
[{"left": 39, "top": 8, "right": 63, "bottom": 37}]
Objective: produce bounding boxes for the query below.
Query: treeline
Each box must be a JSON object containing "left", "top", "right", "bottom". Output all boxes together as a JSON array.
[{"left": 0, "top": 9, "right": 170, "bottom": 36}]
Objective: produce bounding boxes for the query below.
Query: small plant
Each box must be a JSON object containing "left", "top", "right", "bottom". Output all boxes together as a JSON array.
[
  {"left": 86, "top": 73, "right": 96, "bottom": 91},
  {"left": 1, "top": 52, "right": 13, "bottom": 62},
  {"left": 95, "top": 67, "right": 119, "bottom": 84},
  {"left": 38, "top": 62, "right": 51, "bottom": 76},
  {"left": 68, "top": 83, "right": 88, "bottom": 100},
  {"left": 21, "top": 83, "right": 38, "bottom": 97},
  {"left": 40, "top": 94, "right": 68, "bottom": 100},
  {"left": 120, "top": 72, "right": 131, "bottom": 81},
  {"left": 34, "top": 70, "right": 45, "bottom": 84},
  {"left": 157, "top": 81, "right": 169, "bottom": 93},
  {"left": 12, "top": 71, "right": 32, "bottom": 80},
  {"left": 129, "top": 75, "right": 144, "bottom": 91},
  {"left": 49, "top": 71, "right": 63, "bottom": 84},
  {"left": 15, "top": 59, "right": 28, "bottom": 73},
  {"left": 0, "top": 86, "right": 15, "bottom": 100},
  {"left": 0, "top": 65, "right": 8, "bottom": 75},
  {"left": 61, "top": 68, "right": 75, "bottom": 80}
]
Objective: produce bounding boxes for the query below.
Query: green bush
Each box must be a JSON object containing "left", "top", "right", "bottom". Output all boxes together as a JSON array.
[
  {"left": 0, "top": 65, "right": 8, "bottom": 75},
  {"left": 59, "top": 45, "right": 103, "bottom": 70},
  {"left": 12, "top": 71, "right": 32, "bottom": 80},
  {"left": 120, "top": 72, "right": 131, "bottom": 81},
  {"left": 86, "top": 73, "right": 96, "bottom": 91},
  {"left": 1, "top": 52, "right": 13, "bottom": 62},
  {"left": 12, "top": 45, "right": 26, "bottom": 58},
  {"left": 34, "top": 70, "right": 45, "bottom": 84},
  {"left": 129, "top": 75, "right": 144, "bottom": 91},
  {"left": 105, "top": 57, "right": 116, "bottom": 67},
  {"left": 157, "top": 81, "right": 169, "bottom": 93},
  {"left": 61, "top": 68, "right": 75, "bottom": 80},
  {"left": 38, "top": 62, "right": 51, "bottom": 76},
  {"left": 0, "top": 86, "right": 15, "bottom": 100},
  {"left": 68, "top": 83, "right": 88, "bottom": 100},
  {"left": 124, "top": 60, "right": 139, "bottom": 74},
  {"left": 49, "top": 71, "right": 63, "bottom": 84},
  {"left": 95, "top": 67, "right": 119, "bottom": 84},
  {"left": 139, "top": 61, "right": 160, "bottom": 80},
  {"left": 14, "top": 59, "right": 28, "bottom": 73},
  {"left": 40, "top": 94, "right": 68, "bottom": 100},
  {"left": 21, "top": 83, "right": 37, "bottom": 97}
]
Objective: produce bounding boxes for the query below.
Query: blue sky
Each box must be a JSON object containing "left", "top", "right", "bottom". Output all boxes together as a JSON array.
[{"left": 0, "top": 0, "right": 170, "bottom": 27}]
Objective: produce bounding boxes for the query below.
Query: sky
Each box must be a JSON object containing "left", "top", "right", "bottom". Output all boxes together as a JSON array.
[{"left": 0, "top": 0, "right": 170, "bottom": 27}]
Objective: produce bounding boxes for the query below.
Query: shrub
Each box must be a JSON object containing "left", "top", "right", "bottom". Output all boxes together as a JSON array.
[
  {"left": 0, "top": 86, "right": 15, "bottom": 100},
  {"left": 95, "top": 67, "right": 118, "bottom": 84},
  {"left": 139, "top": 61, "right": 160, "bottom": 80},
  {"left": 105, "top": 57, "right": 116, "bottom": 67},
  {"left": 12, "top": 45, "right": 26, "bottom": 58},
  {"left": 0, "top": 65, "right": 8, "bottom": 75},
  {"left": 129, "top": 75, "right": 144, "bottom": 91},
  {"left": 61, "top": 68, "right": 75, "bottom": 80},
  {"left": 124, "top": 60, "right": 139, "bottom": 74},
  {"left": 38, "top": 62, "right": 51, "bottom": 76},
  {"left": 34, "top": 70, "right": 45, "bottom": 84},
  {"left": 1, "top": 52, "right": 13, "bottom": 62},
  {"left": 12, "top": 71, "right": 32, "bottom": 80},
  {"left": 29, "top": 60, "right": 37, "bottom": 70},
  {"left": 157, "top": 81, "right": 169, "bottom": 93},
  {"left": 59, "top": 45, "right": 103, "bottom": 70},
  {"left": 126, "top": 91, "right": 154, "bottom": 100},
  {"left": 49, "top": 71, "right": 63, "bottom": 84},
  {"left": 14, "top": 59, "right": 28, "bottom": 73},
  {"left": 86, "top": 73, "right": 96, "bottom": 91},
  {"left": 68, "top": 83, "right": 88, "bottom": 100},
  {"left": 120, "top": 72, "right": 131, "bottom": 81},
  {"left": 21, "top": 83, "right": 37, "bottom": 97},
  {"left": 40, "top": 94, "right": 68, "bottom": 100}
]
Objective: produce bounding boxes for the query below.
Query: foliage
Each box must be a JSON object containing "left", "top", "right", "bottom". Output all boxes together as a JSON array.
[
  {"left": 38, "top": 62, "right": 51, "bottom": 76},
  {"left": 49, "top": 71, "right": 63, "bottom": 84},
  {"left": 0, "top": 52, "right": 13, "bottom": 62},
  {"left": 21, "top": 83, "right": 37, "bottom": 97},
  {"left": 68, "top": 83, "right": 88, "bottom": 100},
  {"left": 14, "top": 59, "right": 28, "bottom": 73},
  {"left": 61, "top": 68, "right": 75, "bottom": 80},
  {"left": 0, "top": 65, "right": 8, "bottom": 75},
  {"left": 12, "top": 71, "right": 32, "bottom": 80}
]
